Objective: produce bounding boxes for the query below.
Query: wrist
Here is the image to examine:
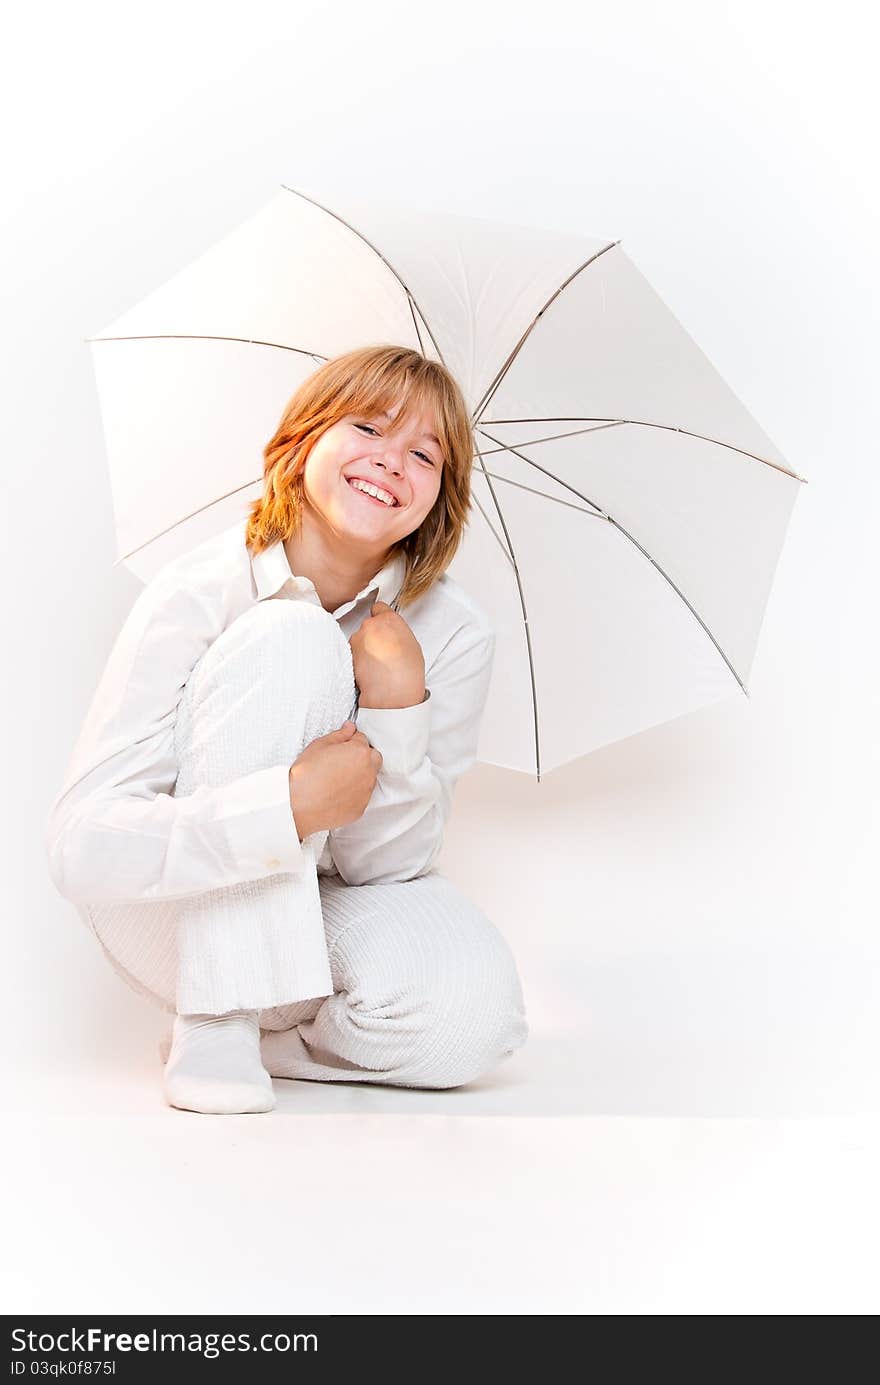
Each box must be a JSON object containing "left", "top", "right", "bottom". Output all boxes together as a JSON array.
[
  {"left": 288, "top": 764, "right": 314, "bottom": 842},
  {"left": 358, "top": 684, "right": 426, "bottom": 710}
]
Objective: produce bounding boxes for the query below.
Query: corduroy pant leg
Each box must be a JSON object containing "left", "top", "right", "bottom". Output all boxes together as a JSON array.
[
  {"left": 257, "top": 871, "right": 530, "bottom": 1089},
  {"left": 171, "top": 599, "right": 356, "bottom": 1016}
]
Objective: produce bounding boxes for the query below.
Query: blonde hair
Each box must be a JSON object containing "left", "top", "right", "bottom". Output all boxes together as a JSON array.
[{"left": 245, "top": 344, "right": 474, "bottom": 609}]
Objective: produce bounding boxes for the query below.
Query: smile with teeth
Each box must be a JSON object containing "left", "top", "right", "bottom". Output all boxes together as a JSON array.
[{"left": 347, "top": 477, "right": 399, "bottom": 507}]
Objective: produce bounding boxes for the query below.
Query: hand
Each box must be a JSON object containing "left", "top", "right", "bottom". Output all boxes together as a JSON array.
[
  {"left": 288, "top": 721, "right": 382, "bottom": 841},
  {"left": 349, "top": 600, "right": 426, "bottom": 709}
]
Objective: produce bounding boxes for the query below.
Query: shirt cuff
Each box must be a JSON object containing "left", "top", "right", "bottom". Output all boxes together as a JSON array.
[
  {"left": 220, "top": 762, "right": 307, "bottom": 874},
  {"left": 355, "top": 690, "right": 432, "bottom": 775}
]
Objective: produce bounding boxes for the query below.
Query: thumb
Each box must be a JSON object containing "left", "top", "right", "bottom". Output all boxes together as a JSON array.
[{"left": 321, "top": 721, "right": 355, "bottom": 740}]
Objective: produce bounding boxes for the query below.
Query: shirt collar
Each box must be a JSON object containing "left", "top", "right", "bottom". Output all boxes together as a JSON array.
[{"left": 249, "top": 534, "right": 409, "bottom": 616}]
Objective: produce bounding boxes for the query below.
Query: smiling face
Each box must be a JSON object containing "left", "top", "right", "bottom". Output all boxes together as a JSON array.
[{"left": 299, "top": 397, "right": 444, "bottom": 559}]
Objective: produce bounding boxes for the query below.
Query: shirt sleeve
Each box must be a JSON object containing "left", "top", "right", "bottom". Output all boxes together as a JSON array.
[
  {"left": 327, "top": 620, "right": 496, "bottom": 887},
  {"left": 45, "top": 571, "right": 308, "bottom": 907}
]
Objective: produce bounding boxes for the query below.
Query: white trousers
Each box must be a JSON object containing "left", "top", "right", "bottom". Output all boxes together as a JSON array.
[{"left": 89, "top": 599, "right": 529, "bottom": 1090}]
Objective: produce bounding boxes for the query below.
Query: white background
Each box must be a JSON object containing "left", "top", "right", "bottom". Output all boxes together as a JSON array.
[{"left": 4, "top": 0, "right": 878, "bottom": 1313}]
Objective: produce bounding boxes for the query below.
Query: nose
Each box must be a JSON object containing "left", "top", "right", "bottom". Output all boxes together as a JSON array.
[{"left": 375, "top": 451, "right": 405, "bottom": 477}]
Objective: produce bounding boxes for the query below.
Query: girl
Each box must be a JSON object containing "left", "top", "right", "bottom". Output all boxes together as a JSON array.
[{"left": 46, "top": 344, "right": 529, "bottom": 1114}]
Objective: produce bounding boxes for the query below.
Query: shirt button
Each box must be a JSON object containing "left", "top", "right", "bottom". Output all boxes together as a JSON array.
[{"left": 266, "top": 857, "right": 281, "bottom": 868}]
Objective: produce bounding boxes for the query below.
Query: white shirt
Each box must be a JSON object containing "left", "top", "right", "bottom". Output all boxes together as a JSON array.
[{"left": 45, "top": 520, "right": 496, "bottom": 905}]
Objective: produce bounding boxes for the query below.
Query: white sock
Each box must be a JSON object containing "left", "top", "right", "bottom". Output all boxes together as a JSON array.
[{"left": 162, "top": 1009, "right": 276, "bottom": 1114}]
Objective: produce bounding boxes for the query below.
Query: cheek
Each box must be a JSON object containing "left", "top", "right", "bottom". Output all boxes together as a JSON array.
[
  {"left": 419, "top": 473, "right": 442, "bottom": 514},
  {"left": 302, "top": 453, "right": 336, "bottom": 502},
  {"left": 398, "top": 478, "right": 439, "bottom": 534},
  {"left": 412, "top": 470, "right": 440, "bottom": 504}
]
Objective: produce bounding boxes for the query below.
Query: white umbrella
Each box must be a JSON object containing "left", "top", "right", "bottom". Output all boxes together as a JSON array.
[{"left": 88, "top": 182, "right": 806, "bottom": 778}]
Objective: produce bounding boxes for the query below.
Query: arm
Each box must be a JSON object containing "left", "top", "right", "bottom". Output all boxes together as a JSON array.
[
  {"left": 327, "top": 621, "right": 496, "bottom": 887},
  {"left": 45, "top": 572, "right": 308, "bottom": 907}
]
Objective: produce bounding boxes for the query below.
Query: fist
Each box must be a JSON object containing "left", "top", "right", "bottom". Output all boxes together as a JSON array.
[
  {"left": 288, "top": 721, "right": 382, "bottom": 840},
  {"left": 348, "top": 600, "right": 426, "bottom": 709}
]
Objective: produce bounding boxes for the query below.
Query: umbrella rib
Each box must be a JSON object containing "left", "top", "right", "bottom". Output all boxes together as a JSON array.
[
  {"left": 478, "top": 420, "right": 628, "bottom": 455},
  {"left": 279, "top": 183, "right": 449, "bottom": 367},
  {"left": 474, "top": 426, "right": 608, "bottom": 515},
  {"left": 606, "top": 515, "right": 750, "bottom": 695},
  {"left": 468, "top": 491, "right": 517, "bottom": 567},
  {"left": 114, "top": 478, "right": 262, "bottom": 564},
  {"left": 480, "top": 417, "right": 808, "bottom": 484},
  {"left": 471, "top": 439, "right": 543, "bottom": 781},
  {"left": 470, "top": 240, "right": 621, "bottom": 426},
  {"left": 407, "top": 297, "right": 427, "bottom": 355},
  {"left": 87, "top": 333, "right": 331, "bottom": 359},
  {"left": 476, "top": 425, "right": 751, "bottom": 698},
  {"left": 473, "top": 469, "right": 608, "bottom": 519}
]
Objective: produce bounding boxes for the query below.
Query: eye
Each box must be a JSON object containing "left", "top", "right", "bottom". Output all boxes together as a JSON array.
[{"left": 354, "top": 423, "right": 437, "bottom": 466}]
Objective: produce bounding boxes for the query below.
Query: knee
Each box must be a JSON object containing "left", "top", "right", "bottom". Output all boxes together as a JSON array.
[
  {"left": 188, "top": 598, "right": 351, "bottom": 699},
  {"left": 174, "top": 598, "right": 356, "bottom": 788},
  {"left": 415, "top": 939, "right": 530, "bottom": 1089},
  {"left": 227, "top": 598, "right": 348, "bottom": 664},
  {"left": 334, "top": 883, "right": 529, "bottom": 1089}
]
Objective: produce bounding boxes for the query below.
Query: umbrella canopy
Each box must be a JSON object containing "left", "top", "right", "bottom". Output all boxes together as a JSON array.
[{"left": 88, "top": 183, "right": 806, "bottom": 777}]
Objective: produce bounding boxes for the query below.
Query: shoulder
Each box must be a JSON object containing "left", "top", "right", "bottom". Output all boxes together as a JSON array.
[
  {"left": 149, "top": 520, "right": 247, "bottom": 591},
  {"left": 421, "top": 572, "right": 495, "bottom": 641},
  {"left": 134, "top": 521, "right": 250, "bottom": 612},
  {"left": 409, "top": 572, "right": 496, "bottom": 678},
  {"left": 115, "top": 523, "right": 251, "bottom": 655}
]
